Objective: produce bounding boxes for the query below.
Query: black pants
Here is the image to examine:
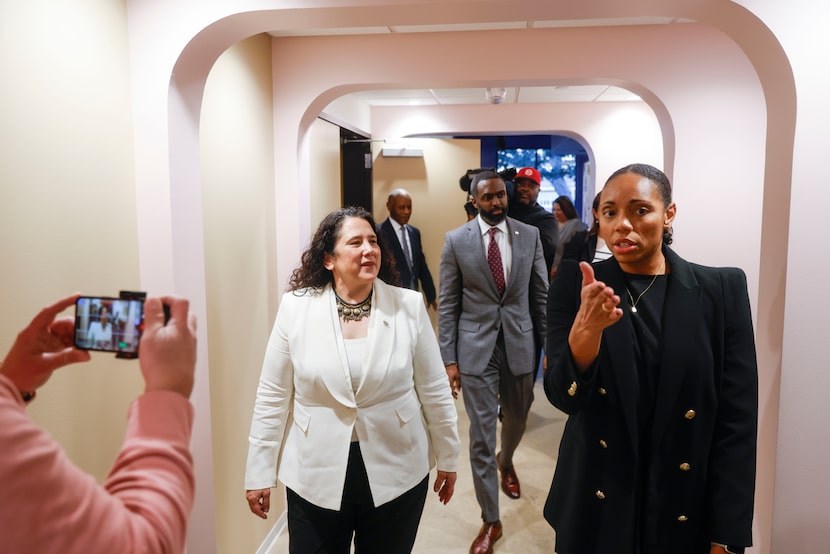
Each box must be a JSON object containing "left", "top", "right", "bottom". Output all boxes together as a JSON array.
[{"left": 287, "top": 442, "right": 429, "bottom": 554}]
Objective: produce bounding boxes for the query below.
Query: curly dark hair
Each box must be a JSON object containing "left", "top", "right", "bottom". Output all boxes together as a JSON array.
[
  {"left": 287, "top": 207, "right": 400, "bottom": 292},
  {"left": 603, "top": 163, "right": 674, "bottom": 245}
]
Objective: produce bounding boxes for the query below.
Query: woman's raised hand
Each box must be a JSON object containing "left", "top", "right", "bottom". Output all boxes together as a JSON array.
[
  {"left": 577, "top": 262, "right": 623, "bottom": 326},
  {"left": 567, "top": 262, "right": 623, "bottom": 372}
]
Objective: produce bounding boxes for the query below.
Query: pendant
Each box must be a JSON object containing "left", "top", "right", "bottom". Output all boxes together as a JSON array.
[{"left": 630, "top": 305, "right": 638, "bottom": 313}]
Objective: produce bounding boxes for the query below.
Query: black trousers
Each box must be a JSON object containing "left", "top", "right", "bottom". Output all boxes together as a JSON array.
[{"left": 286, "top": 442, "right": 429, "bottom": 554}]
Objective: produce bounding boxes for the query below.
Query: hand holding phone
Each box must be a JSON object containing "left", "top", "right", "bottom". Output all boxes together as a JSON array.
[
  {"left": 0, "top": 294, "right": 91, "bottom": 395},
  {"left": 139, "top": 296, "right": 197, "bottom": 398}
]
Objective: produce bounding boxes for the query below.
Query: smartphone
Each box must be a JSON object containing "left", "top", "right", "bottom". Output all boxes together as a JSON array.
[{"left": 74, "top": 296, "right": 145, "bottom": 356}]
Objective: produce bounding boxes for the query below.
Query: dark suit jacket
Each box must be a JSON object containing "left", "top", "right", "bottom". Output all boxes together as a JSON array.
[
  {"left": 544, "top": 247, "right": 757, "bottom": 554},
  {"left": 438, "top": 216, "right": 548, "bottom": 376},
  {"left": 508, "top": 200, "right": 560, "bottom": 273},
  {"left": 378, "top": 218, "right": 436, "bottom": 304}
]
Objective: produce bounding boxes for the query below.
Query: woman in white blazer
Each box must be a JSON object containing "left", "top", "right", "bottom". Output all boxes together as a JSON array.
[{"left": 244, "top": 207, "right": 460, "bottom": 554}]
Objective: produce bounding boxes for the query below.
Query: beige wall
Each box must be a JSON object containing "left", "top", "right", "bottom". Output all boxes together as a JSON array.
[
  {"left": 309, "top": 118, "right": 344, "bottom": 227},
  {"left": 199, "top": 34, "right": 280, "bottom": 553},
  {"left": 372, "top": 137, "right": 481, "bottom": 325},
  {"left": 0, "top": 0, "right": 143, "bottom": 478}
]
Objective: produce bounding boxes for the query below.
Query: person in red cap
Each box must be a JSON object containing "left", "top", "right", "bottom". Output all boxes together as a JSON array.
[{"left": 509, "top": 167, "right": 560, "bottom": 278}]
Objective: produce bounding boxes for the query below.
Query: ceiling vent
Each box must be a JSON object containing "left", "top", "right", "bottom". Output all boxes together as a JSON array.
[{"left": 485, "top": 87, "right": 507, "bottom": 104}]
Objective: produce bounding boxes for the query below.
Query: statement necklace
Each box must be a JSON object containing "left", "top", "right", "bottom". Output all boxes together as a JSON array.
[
  {"left": 625, "top": 262, "right": 665, "bottom": 314},
  {"left": 335, "top": 290, "right": 372, "bottom": 322}
]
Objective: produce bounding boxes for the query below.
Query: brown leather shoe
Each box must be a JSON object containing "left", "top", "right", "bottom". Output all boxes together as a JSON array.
[
  {"left": 470, "top": 520, "right": 503, "bottom": 554},
  {"left": 497, "top": 453, "right": 521, "bottom": 499}
]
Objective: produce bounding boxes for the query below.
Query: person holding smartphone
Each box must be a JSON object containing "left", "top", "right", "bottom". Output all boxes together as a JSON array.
[{"left": 0, "top": 293, "right": 198, "bottom": 553}]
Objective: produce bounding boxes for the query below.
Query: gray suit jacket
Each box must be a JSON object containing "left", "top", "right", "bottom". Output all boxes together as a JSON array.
[{"left": 438, "top": 216, "right": 548, "bottom": 376}]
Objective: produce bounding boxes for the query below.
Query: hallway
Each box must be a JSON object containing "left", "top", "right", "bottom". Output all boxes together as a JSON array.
[{"left": 413, "top": 378, "right": 563, "bottom": 553}]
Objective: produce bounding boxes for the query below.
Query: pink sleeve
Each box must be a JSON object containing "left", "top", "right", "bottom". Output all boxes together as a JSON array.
[{"left": 0, "top": 375, "right": 195, "bottom": 554}]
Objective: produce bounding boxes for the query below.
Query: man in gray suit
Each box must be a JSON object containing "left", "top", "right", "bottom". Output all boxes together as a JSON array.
[{"left": 439, "top": 171, "right": 548, "bottom": 554}]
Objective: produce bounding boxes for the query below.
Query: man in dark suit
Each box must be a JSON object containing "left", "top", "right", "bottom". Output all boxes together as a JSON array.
[
  {"left": 438, "top": 171, "right": 548, "bottom": 554},
  {"left": 509, "top": 166, "right": 560, "bottom": 380},
  {"left": 509, "top": 166, "right": 560, "bottom": 277},
  {"left": 378, "top": 189, "right": 437, "bottom": 309}
]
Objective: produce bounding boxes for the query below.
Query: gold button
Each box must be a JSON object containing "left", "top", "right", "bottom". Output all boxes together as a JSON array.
[
  {"left": 567, "top": 381, "right": 578, "bottom": 396},
  {"left": 599, "top": 440, "right": 608, "bottom": 449},
  {"left": 598, "top": 387, "right": 607, "bottom": 395},
  {"left": 679, "top": 462, "right": 691, "bottom": 471},
  {"left": 595, "top": 490, "right": 605, "bottom": 500},
  {"left": 677, "top": 515, "right": 688, "bottom": 522},
  {"left": 684, "top": 410, "right": 696, "bottom": 420}
]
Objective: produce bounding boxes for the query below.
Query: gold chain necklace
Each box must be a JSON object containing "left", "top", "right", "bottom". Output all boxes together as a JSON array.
[
  {"left": 625, "top": 262, "right": 664, "bottom": 314},
  {"left": 335, "top": 290, "right": 372, "bottom": 321}
]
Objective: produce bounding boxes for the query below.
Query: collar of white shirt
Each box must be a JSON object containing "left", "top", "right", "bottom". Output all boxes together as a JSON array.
[
  {"left": 390, "top": 219, "right": 406, "bottom": 234},
  {"left": 476, "top": 215, "right": 508, "bottom": 237}
]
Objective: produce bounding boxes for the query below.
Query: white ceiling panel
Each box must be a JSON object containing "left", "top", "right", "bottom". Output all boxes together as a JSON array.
[
  {"left": 347, "top": 86, "right": 640, "bottom": 106},
  {"left": 518, "top": 86, "right": 603, "bottom": 103},
  {"left": 595, "top": 87, "right": 643, "bottom": 102}
]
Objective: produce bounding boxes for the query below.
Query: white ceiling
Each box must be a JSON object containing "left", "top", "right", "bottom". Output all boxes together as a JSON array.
[
  {"left": 348, "top": 85, "right": 641, "bottom": 106},
  {"left": 268, "top": 16, "right": 693, "bottom": 106}
]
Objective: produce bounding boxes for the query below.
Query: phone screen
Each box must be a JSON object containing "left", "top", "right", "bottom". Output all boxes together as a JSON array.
[{"left": 74, "top": 296, "right": 145, "bottom": 356}]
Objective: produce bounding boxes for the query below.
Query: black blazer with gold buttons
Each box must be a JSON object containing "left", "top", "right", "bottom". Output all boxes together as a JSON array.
[{"left": 543, "top": 247, "right": 758, "bottom": 554}]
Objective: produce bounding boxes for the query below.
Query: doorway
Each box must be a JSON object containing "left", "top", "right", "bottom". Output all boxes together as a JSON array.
[{"left": 341, "top": 129, "right": 373, "bottom": 211}]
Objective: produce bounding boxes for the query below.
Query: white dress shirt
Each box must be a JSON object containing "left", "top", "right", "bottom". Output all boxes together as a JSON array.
[
  {"left": 389, "top": 219, "right": 413, "bottom": 265},
  {"left": 477, "top": 215, "right": 511, "bottom": 284}
]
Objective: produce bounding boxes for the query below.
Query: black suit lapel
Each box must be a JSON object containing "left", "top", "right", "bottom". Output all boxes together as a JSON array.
[
  {"left": 651, "top": 248, "right": 700, "bottom": 445},
  {"left": 595, "top": 260, "right": 639, "bottom": 447},
  {"left": 408, "top": 226, "right": 419, "bottom": 275},
  {"left": 504, "top": 220, "right": 523, "bottom": 294},
  {"left": 383, "top": 219, "right": 412, "bottom": 285}
]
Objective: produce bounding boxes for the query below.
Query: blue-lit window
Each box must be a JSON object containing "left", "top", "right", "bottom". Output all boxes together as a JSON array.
[{"left": 497, "top": 148, "right": 576, "bottom": 212}]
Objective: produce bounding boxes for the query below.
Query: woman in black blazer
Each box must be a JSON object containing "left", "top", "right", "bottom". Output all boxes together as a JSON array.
[{"left": 544, "top": 164, "right": 758, "bottom": 554}]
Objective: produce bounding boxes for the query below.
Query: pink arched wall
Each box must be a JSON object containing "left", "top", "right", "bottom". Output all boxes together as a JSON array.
[{"left": 125, "top": 1, "right": 798, "bottom": 552}]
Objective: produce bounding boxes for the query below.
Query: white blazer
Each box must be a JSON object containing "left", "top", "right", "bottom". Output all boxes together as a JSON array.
[{"left": 244, "top": 280, "right": 460, "bottom": 510}]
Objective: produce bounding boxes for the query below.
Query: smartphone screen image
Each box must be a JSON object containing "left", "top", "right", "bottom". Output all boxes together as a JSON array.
[{"left": 74, "top": 296, "right": 144, "bottom": 355}]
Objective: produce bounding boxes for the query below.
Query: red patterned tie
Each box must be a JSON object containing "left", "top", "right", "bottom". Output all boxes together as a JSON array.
[{"left": 487, "top": 227, "right": 506, "bottom": 295}]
